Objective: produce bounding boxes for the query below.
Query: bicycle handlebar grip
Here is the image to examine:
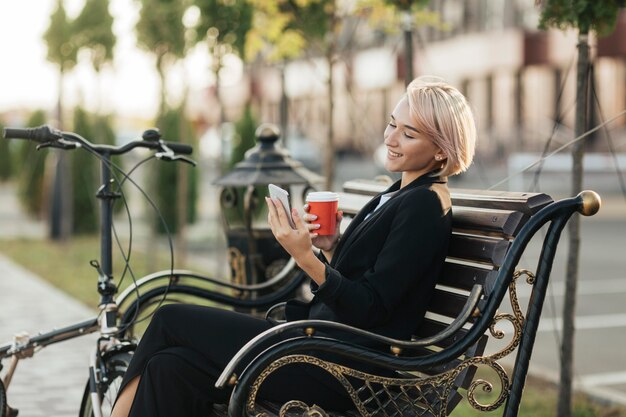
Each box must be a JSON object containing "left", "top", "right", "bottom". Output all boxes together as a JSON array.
[
  {"left": 163, "top": 141, "right": 193, "bottom": 155},
  {"left": 2, "top": 125, "right": 62, "bottom": 143}
]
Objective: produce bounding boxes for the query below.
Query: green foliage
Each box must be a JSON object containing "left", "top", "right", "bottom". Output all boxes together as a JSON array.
[
  {"left": 73, "top": 0, "right": 116, "bottom": 72},
  {"left": 229, "top": 104, "right": 258, "bottom": 168},
  {"left": 17, "top": 110, "right": 49, "bottom": 217},
  {"left": 358, "top": 0, "right": 446, "bottom": 35},
  {"left": 151, "top": 108, "right": 198, "bottom": 234},
  {"left": 71, "top": 107, "right": 99, "bottom": 234},
  {"left": 245, "top": 0, "right": 332, "bottom": 62},
  {"left": 43, "top": 0, "right": 78, "bottom": 72},
  {"left": 136, "top": 0, "right": 187, "bottom": 61},
  {"left": 537, "top": 0, "right": 621, "bottom": 35},
  {"left": 136, "top": 0, "right": 188, "bottom": 113},
  {"left": 195, "top": 0, "right": 253, "bottom": 57},
  {"left": 0, "top": 121, "right": 12, "bottom": 181}
]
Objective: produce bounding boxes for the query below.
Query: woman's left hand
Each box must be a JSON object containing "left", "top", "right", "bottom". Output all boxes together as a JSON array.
[{"left": 266, "top": 197, "right": 313, "bottom": 260}]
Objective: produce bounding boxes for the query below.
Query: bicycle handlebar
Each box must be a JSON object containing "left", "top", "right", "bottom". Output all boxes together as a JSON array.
[
  {"left": 2, "top": 125, "right": 193, "bottom": 157},
  {"left": 3, "top": 125, "right": 63, "bottom": 143}
]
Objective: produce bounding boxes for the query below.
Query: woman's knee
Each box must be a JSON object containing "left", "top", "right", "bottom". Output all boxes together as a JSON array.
[
  {"left": 144, "top": 352, "right": 183, "bottom": 379},
  {"left": 150, "top": 304, "right": 188, "bottom": 329}
]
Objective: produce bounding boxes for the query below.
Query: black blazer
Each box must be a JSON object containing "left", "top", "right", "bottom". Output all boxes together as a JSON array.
[{"left": 286, "top": 173, "right": 452, "bottom": 342}]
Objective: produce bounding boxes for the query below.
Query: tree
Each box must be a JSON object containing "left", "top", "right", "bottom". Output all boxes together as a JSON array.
[
  {"left": 245, "top": 0, "right": 340, "bottom": 189},
  {"left": 230, "top": 103, "right": 258, "bottom": 168},
  {"left": 195, "top": 0, "right": 252, "bottom": 58},
  {"left": 536, "top": 2, "right": 620, "bottom": 417},
  {"left": 17, "top": 110, "right": 49, "bottom": 218},
  {"left": 360, "top": 0, "right": 442, "bottom": 86},
  {"left": 136, "top": 0, "right": 187, "bottom": 115},
  {"left": 151, "top": 108, "right": 198, "bottom": 235},
  {"left": 194, "top": 0, "right": 253, "bottom": 176},
  {"left": 71, "top": 107, "right": 99, "bottom": 234},
  {"left": 44, "top": 0, "right": 78, "bottom": 121},
  {"left": 0, "top": 121, "right": 12, "bottom": 181},
  {"left": 43, "top": 0, "right": 79, "bottom": 240},
  {"left": 73, "top": 0, "right": 116, "bottom": 113},
  {"left": 136, "top": 0, "right": 198, "bottom": 249}
]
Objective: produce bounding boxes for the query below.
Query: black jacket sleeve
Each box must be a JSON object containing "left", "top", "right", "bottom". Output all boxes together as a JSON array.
[{"left": 312, "top": 188, "right": 450, "bottom": 328}]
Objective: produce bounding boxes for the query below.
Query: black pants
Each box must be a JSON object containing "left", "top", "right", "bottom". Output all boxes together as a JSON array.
[{"left": 119, "top": 304, "right": 353, "bottom": 417}]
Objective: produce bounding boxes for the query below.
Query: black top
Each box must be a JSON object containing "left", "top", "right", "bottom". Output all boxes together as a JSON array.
[{"left": 286, "top": 173, "right": 452, "bottom": 342}]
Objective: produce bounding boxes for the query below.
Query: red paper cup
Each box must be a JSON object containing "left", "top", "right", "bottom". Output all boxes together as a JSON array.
[{"left": 306, "top": 192, "right": 339, "bottom": 235}]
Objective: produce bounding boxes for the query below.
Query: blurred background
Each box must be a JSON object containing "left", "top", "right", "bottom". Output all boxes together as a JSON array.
[{"left": 1, "top": 1, "right": 626, "bottom": 416}]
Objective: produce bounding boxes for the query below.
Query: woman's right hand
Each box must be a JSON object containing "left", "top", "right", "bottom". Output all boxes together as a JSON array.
[{"left": 303, "top": 204, "right": 343, "bottom": 251}]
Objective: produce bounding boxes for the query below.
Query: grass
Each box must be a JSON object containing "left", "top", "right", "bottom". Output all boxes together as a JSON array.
[
  {"left": 450, "top": 371, "right": 626, "bottom": 417},
  {"left": 0, "top": 236, "right": 213, "bottom": 309},
  {"left": 1, "top": 237, "right": 626, "bottom": 416}
]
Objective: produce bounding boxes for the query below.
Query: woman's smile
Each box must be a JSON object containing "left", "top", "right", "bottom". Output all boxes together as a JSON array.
[{"left": 387, "top": 149, "right": 403, "bottom": 158}]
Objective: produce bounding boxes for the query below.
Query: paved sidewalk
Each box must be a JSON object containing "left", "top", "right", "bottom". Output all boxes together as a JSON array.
[
  {"left": 0, "top": 254, "right": 98, "bottom": 417},
  {"left": 0, "top": 183, "right": 97, "bottom": 416}
]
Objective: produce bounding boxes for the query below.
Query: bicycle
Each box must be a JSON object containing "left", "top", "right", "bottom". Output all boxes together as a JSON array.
[
  {"left": 0, "top": 125, "right": 306, "bottom": 417},
  {"left": 0, "top": 124, "right": 196, "bottom": 417}
]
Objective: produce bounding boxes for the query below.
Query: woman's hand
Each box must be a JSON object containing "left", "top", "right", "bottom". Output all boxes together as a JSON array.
[
  {"left": 265, "top": 197, "right": 314, "bottom": 260},
  {"left": 303, "top": 204, "right": 343, "bottom": 252},
  {"left": 266, "top": 197, "right": 327, "bottom": 286}
]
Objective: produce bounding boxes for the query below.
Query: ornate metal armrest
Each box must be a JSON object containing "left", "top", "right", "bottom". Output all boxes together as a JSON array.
[
  {"left": 117, "top": 258, "right": 300, "bottom": 304},
  {"left": 216, "top": 283, "right": 481, "bottom": 391},
  {"left": 264, "top": 302, "right": 287, "bottom": 322}
]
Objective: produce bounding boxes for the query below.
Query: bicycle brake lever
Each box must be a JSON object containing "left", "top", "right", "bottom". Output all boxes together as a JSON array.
[
  {"left": 174, "top": 155, "right": 197, "bottom": 166},
  {"left": 36, "top": 139, "right": 80, "bottom": 151},
  {"left": 155, "top": 153, "right": 197, "bottom": 167}
]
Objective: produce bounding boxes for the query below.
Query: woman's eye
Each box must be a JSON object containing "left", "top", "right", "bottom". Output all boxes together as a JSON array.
[
  {"left": 388, "top": 122, "right": 396, "bottom": 128},
  {"left": 403, "top": 132, "right": 415, "bottom": 139}
]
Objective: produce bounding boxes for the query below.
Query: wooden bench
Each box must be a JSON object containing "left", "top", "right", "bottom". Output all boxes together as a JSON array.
[{"left": 210, "top": 178, "right": 601, "bottom": 417}]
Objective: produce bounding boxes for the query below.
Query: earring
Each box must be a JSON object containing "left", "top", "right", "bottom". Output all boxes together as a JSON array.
[{"left": 435, "top": 156, "right": 442, "bottom": 161}]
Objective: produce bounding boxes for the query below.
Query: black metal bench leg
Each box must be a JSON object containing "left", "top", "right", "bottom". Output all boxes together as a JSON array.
[{"left": 504, "top": 216, "right": 569, "bottom": 417}]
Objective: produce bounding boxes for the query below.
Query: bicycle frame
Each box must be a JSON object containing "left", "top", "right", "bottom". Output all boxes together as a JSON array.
[
  {"left": 0, "top": 125, "right": 197, "bottom": 416},
  {"left": 0, "top": 149, "right": 128, "bottom": 417},
  {"left": 0, "top": 127, "right": 302, "bottom": 417}
]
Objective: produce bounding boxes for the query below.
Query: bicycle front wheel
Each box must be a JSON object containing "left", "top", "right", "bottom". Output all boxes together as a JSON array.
[
  {"left": 79, "top": 351, "right": 132, "bottom": 417},
  {"left": 0, "top": 377, "right": 6, "bottom": 417}
]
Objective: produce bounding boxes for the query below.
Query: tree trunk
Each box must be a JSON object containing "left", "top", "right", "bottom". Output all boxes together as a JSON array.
[
  {"left": 176, "top": 83, "right": 190, "bottom": 267},
  {"left": 324, "top": 48, "right": 335, "bottom": 191},
  {"left": 402, "top": 10, "right": 414, "bottom": 87},
  {"left": 49, "top": 70, "right": 72, "bottom": 241},
  {"left": 557, "top": 31, "right": 590, "bottom": 417},
  {"left": 280, "top": 64, "right": 289, "bottom": 146}
]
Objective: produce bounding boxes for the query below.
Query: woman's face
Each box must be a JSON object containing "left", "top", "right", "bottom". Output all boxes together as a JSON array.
[{"left": 383, "top": 97, "right": 444, "bottom": 184}]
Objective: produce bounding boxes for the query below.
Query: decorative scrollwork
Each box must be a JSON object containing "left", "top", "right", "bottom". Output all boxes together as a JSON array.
[
  {"left": 279, "top": 401, "right": 329, "bottom": 417},
  {"left": 244, "top": 268, "right": 537, "bottom": 417},
  {"left": 228, "top": 247, "right": 246, "bottom": 287},
  {"left": 456, "top": 357, "right": 510, "bottom": 412}
]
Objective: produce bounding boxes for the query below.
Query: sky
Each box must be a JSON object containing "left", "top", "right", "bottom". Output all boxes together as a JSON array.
[{"left": 0, "top": 0, "right": 227, "bottom": 121}]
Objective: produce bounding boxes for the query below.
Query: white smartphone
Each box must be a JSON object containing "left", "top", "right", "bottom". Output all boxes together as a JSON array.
[{"left": 268, "top": 184, "right": 296, "bottom": 228}]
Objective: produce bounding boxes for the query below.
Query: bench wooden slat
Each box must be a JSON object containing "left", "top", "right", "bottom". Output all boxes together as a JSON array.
[
  {"left": 415, "top": 318, "right": 470, "bottom": 348},
  {"left": 439, "top": 263, "right": 497, "bottom": 292},
  {"left": 426, "top": 289, "right": 477, "bottom": 321},
  {"left": 452, "top": 207, "right": 528, "bottom": 238},
  {"left": 448, "top": 235, "right": 510, "bottom": 267},
  {"left": 340, "top": 179, "right": 553, "bottom": 215},
  {"left": 450, "top": 188, "right": 553, "bottom": 215}
]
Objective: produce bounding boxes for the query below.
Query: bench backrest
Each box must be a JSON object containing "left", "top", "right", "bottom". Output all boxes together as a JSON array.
[{"left": 338, "top": 178, "right": 553, "bottom": 414}]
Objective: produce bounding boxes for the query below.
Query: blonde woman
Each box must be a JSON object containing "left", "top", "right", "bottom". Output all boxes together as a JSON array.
[{"left": 111, "top": 77, "right": 476, "bottom": 417}]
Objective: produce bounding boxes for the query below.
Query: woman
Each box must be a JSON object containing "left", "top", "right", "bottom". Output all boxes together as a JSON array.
[{"left": 111, "top": 76, "right": 476, "bottom": 417}]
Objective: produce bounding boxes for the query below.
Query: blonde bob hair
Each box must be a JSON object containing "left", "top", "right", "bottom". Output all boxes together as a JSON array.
[{"left": 405, "top": 76, "right": 477, "bottom": 177}]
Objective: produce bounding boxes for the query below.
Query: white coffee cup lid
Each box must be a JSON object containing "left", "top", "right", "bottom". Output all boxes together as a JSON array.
[{"left": 306, "top": 191, "right": 339, "bottom": 202}]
